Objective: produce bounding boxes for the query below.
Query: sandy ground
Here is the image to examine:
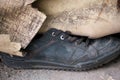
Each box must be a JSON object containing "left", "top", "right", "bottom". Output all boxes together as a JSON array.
[{"left": 0, "top": 57, "right": 120, "bottom": 80}]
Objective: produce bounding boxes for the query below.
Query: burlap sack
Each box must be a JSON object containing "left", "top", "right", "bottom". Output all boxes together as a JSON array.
[
  {"left": 35, "top": 0, "right": 120, "bottom": 38},
  {"left": 0, "top": 0, "right": 46, "bottom": 48}
]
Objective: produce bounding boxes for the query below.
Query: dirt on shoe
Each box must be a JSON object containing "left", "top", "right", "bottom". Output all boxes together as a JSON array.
[{"left": 0, "top": 28, "right": 120, "bottom": 71}]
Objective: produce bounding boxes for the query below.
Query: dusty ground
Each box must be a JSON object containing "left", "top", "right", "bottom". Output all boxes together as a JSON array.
[{"left": 0, "top": 57, "right": 120, "bottom": 80}]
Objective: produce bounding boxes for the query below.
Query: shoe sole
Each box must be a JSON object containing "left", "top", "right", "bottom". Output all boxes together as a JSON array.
[{"left": 0, "top": 48, "right": 120, "bottom": 71}]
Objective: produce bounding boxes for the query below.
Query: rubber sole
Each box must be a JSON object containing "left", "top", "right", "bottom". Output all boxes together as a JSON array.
[{"left": 0, "top": 47, "right": 120, "bottom": 72}]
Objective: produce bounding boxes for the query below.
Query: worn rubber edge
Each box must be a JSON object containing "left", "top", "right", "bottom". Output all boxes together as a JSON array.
[
  {"left": 0, "top": 46, "right": 120, "bottom": 72},
  {"left": 0, "top": 50, "right": 120, "bottom": 72}
]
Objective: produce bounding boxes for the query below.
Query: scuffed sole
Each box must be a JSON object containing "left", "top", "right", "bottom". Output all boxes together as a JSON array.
[{"left": 0, "top": 49, "right": 120, "bottom": 72}]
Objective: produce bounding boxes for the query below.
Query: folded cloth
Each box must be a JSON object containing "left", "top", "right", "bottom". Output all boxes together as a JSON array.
[{"left": 35, "top": 0, "right": 120, "bottom": 38}]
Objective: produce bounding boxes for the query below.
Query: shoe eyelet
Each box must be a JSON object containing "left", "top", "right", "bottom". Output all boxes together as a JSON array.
[
  {"left": 60, "top": 35, "right": 65, "bottom": 40},
  {"left": 52, "top": 32, "right": 56, "bottom": 37}
]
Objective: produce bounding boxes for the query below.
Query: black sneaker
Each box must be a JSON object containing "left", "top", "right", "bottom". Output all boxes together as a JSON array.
[{"left": 0, "top": 28, "right": 120, "bottom": 71}]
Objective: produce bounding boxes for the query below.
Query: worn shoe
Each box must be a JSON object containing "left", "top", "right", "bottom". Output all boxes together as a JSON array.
[{"left": 0, "top": 28, "right": 120, "bottom": 71}]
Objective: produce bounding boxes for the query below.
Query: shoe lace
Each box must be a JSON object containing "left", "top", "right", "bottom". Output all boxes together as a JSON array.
[{"left": 51, "top": 30, "right": 92, "bottom": 46}]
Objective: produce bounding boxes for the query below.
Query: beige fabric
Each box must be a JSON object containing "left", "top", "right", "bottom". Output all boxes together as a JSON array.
[
  {"left": 0, "top": 34, "right": 22, "bottom": 56},
  {"left": 36, "top": 0, "right": 120, "bottom": 38},
  {"left": 0, "top": 1, "right": 46, "bottom": 48},
  {"left": 36, "top": 0, "right": 117, "bottom": 15}
]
